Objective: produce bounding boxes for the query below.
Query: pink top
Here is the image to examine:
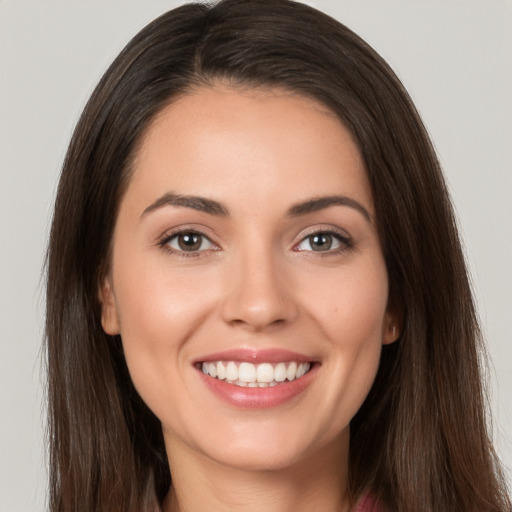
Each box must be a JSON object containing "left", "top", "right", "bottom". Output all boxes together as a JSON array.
[{"left": 353, "top": 493, "right": 381, "bottom": 512}]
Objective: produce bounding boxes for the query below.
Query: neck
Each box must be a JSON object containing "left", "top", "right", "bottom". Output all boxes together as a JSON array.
[{"left": 162, "top": 434, "right": 350, "bottom": 512}]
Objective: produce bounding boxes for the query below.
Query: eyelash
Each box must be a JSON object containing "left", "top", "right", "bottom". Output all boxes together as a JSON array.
[
  {"left": 157, "top": 228, "right": 218, "bottom": 258},
  {"left": 157, "top": 227, "right": 353, "bottom": 258},
  {"left": 293, "top": 227, "right": 353, "bottom": 255}
]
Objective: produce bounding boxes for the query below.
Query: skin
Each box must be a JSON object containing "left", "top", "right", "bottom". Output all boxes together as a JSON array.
[{"left": 100, "top": 85, "right": 398, "bottom": 512}]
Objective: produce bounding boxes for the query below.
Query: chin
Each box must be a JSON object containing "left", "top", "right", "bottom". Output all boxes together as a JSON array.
[
  {"left": 209, "top": 443, "right": 308, "bottom": 472},
  {"left": 196, "top": 421, "right": 347, "bottom": 473}
]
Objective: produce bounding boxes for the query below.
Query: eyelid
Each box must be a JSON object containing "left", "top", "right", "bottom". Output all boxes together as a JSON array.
[
  {"left": 155, "top": 224, "right": 352, "bottom": 257},
  {"left": 293, "top": 225, "right": 353, "bottom": 252},
  {"left": 156, "top": 225, "right": 220, "bottom": 257}
]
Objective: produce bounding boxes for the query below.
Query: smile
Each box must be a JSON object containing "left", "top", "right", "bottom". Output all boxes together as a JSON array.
[{"left": 201, "top": 361, "right": 312, "bottom": 387}]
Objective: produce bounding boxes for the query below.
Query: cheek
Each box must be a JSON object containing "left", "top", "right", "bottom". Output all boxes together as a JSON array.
[
  {"left": 328, "top": 268, "right": 388, "bottom": 382},
  {"left": 305, "top": 258, "right": 389, "bottom": 345},
  {"left": 113, "top": 247, "right": 219, "bottom": 338},
  {"left": 110, "top": 254, "right": 219, "bottom": 409},
  {"left": 299, "top": 258, "right": 388, "bottom": 421}
]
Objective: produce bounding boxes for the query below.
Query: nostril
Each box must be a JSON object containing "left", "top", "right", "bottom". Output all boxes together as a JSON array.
[
  {"left": 219, "top": 258, "right": 299, "bottom": 329},
  {"left": 222, "top": 298, "right": 296, "bottom": 331}
]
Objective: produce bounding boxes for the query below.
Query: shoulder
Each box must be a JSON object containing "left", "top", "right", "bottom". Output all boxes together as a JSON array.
[{"left": 353, "top": 493, "right": 382, "bottom": 512}]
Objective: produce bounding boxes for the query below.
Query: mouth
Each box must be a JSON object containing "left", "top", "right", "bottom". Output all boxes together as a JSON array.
[
  {"left": 198, "top": 360, "right": 312, "bottom": 387},
  {"left": 194, "top": 348, "right": 318, "bottom": 408}
]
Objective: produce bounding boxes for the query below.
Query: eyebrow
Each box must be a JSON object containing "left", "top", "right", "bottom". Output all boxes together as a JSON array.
[
  {"left": 141, "top": 193, "right": 229, "bottom": 217},
  {"left": 287, "top": 196, "right": 372, "bottom": 222},
  {"left": 141, "top": 192, "right": 371, "bottom": 222}
]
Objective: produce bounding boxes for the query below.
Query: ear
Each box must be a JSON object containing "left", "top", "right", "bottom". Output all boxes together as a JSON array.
[
  {"left": 98, "top": 277, "right": 120, "bottom": 335},
  {"left": 382, "top": 310, "right": 401, "bottom": 345}
]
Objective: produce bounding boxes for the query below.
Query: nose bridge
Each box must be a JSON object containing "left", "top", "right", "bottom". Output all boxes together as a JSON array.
[{"left": 221, "top": 238, "right": 296, "bottom": 330}]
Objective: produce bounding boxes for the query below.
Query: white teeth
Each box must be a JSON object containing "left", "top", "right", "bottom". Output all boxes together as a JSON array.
[
  {"left": 226, "top": 361, "right": 238, "bottom": 381},
  {"left": 256, "top": 363, "right": 274, "bottom": 383},
  {"left": 238, "top": 362, "right": 257, "bottom": 383},
  {"left": 286, "top": 362, "right": 297, "bottom": 381},
  {"left": 208, "top": 362, "right": 217, "bottom": 378},
  {"left": 274, "top": 362, "right": 287, "bottom": 382},
  {"left": 201, "top": 360, "right": 313, "bottom": 387},
  {"left": 217, "top": 361, "right": 226, "bottom": 380}
]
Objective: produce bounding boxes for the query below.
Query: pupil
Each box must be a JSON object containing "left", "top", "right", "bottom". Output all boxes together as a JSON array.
[
  {"left": 178, "top": 233, "right": 201, "bottom": 251},
  {"left": 310, "top": 233, "right": 332, "bottom": 251}
]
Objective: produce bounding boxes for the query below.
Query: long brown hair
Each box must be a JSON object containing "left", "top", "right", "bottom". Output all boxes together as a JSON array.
[{"left": 45, "top": 1, "right": 511, "bottom": 511}]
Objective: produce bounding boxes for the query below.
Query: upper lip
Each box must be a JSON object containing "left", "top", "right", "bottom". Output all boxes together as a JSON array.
[{"left": 194, "top": 348, "right": 316, "bottom": 365}]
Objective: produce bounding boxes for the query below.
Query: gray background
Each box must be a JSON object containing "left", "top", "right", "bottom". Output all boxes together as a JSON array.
[{"left": 1, "top": 1, "right": 511, "bottom": 510}]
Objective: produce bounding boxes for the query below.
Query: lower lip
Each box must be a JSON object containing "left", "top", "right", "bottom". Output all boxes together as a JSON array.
[{"left": 197, "top": 365, "right": 318, "bottom": 408}]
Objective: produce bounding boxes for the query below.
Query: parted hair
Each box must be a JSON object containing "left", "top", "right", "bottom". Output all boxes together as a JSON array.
[{"left": 45, "top": 1, "right": 511, "bottom": 511}]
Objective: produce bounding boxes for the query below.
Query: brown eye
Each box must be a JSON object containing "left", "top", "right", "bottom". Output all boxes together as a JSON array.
[
  {"left": 296, "top": 230, "right": 350, "bottom": 253},
  {"left": 166, "top": 231, "right": 213, "bottom": 252},
  {"left": 177, "top": 233, "right": 202, "bottom": 251}
]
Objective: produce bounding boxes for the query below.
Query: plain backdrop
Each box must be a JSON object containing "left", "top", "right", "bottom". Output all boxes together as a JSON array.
[{"left": 1, "top": 1, "right": 511, "bottom": 510}]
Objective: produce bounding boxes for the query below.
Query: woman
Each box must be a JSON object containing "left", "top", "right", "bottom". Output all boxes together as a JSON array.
[{"left": 45, "top": 0, "right": 511, "bottom": 511}]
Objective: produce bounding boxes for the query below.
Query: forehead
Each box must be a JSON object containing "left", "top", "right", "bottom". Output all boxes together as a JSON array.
[{"left": 126, "top": 85, "right": 373, "bottom": 216}]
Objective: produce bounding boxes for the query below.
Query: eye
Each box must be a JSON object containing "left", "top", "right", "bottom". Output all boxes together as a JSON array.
[
  {"left": 295, "top": 231, "right": 350, "bottom": 252},
  {"left": 165, "top": 231, "right": 214, "bottom": 253}
]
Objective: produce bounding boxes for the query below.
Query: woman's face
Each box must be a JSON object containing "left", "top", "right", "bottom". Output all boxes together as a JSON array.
[{"left": 101, "top": 85, "right": 396, "bottom": 472}]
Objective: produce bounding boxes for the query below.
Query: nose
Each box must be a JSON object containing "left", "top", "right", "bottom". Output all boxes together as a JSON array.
[{"left": 220, "top": 247, "right": 298, "bottom": 331}]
